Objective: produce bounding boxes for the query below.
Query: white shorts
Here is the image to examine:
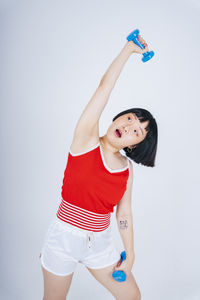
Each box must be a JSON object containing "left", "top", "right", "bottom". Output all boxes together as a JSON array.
[{"left": 39, "top": 215, "right": 121, "bottom": 276}]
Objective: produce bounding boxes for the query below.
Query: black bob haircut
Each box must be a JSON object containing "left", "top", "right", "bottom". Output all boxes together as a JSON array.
[{"left": 112, "top": 108, "right": 158, "bottom": 167}]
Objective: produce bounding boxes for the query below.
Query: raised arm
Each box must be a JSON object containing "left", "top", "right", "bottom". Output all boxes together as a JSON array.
[
  {"left": 71, "top": 34, "right": 149, "bottom": 149},
  {"left": 71, "top": 41, "right": 134, "bottom": 146}
]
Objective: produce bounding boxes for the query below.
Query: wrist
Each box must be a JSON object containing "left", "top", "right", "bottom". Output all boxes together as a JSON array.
[
  {"left": 120, "top": 42, "right": 133, "bottom": 57},
  {"left": 123, "top": 41, "right": 135, "bottom": 55}
]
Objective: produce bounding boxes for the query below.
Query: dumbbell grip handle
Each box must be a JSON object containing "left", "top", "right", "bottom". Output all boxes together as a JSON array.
[{"left": 132, "top": 38, "right": 145, "bottom": 50}]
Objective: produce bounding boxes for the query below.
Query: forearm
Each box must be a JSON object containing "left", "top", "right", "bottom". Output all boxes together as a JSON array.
[
  {"left": 100, "top": 42, "right": 133, "bottom": 90},
  {"left": 116, "top": 213, "right": 135, "bottom": 259}
]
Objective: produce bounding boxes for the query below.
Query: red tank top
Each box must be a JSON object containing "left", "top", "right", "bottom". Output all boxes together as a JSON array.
[{"left": 56, "top": 142, "right": 130, "bottom": 231}]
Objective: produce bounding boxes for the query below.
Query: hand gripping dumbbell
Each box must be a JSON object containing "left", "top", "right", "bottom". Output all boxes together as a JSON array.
[
  {"left": 126, "top": 29, "right": 154, "bottom": 62},
  {"left": 112, "top": 251, "right": 127, "bottom": 282}
]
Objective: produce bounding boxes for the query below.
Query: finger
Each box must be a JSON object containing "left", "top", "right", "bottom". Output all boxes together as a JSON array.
[
  {"left": 142, "top": 42, "right": 148, "bottom": 49},
  {"left": 114, "top": 262, "right": 123, "bottom": 269},
  {"left": 116, "top": 261, "right": 121, "bottom": 267},
  {"left": 138, "top": 36, "right": 142, "bottom": 42},
  {"left": 139, "top": 36, "right": 147, "bottom": 45},
  {"left": 115, "top": 261, "right": 126, "bottom": 270},
  {"left": 115, "top": 266, "right": 125, "bottom": 271},
  {"left": 138, "top": 35, "right": 145, "bottom": 42},
  {"left": 115, "top": 260, "right": 121, "bottom": 267}
]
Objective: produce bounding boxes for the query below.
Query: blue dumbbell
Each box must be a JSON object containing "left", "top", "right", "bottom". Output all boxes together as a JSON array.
[
  {"left": 112, "top": 251, "right": 127, "bottom": 282},
  {"left": 127, "top": 29, "right": 154, "bottom": 62}
]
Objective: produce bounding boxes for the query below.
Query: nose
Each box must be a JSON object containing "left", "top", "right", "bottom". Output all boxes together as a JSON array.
[
  {"left": 124, "top": 124, "right": 136, "bottom": 134},
  {"left": 124, "top": 126, "right": 129, "bottom": 133}
]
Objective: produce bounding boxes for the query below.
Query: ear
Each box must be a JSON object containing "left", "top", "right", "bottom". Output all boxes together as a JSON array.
[
  {"left": 128, "top": 146, "right": 136, "bottom": 152},
  {"left": 128, "top": 145, "right": 137, "bottom": 151}
]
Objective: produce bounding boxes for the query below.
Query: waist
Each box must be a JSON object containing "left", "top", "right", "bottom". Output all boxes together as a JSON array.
[{"left": 56, "top": 198, "right": 111, "bottom": 232}]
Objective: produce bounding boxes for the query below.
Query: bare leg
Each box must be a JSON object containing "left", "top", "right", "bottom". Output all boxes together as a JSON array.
[
  {"left": 86, "top": 262, "right": 141, "bottom": 300},
  {"left": 41, "top": 263, "right": 74, "bottom": 300}
]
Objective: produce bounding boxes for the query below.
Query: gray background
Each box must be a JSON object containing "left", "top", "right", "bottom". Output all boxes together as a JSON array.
[{"left": 1, "top": 0, "right": 200, "bottom": 299}]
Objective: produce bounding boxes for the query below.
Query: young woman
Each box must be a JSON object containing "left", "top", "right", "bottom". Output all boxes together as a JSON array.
[{"left": 39, "top": 33, "right": 158, "bottom": 300}]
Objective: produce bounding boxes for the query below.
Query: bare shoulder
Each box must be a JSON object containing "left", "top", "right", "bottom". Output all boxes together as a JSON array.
[{"left": 127, "top": 158, "right": 133, "bottom": 180}]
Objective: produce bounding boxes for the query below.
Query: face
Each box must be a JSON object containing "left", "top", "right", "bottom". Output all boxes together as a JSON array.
[{"left": 106, "top": 112, "right": 149, "bottom": 150}]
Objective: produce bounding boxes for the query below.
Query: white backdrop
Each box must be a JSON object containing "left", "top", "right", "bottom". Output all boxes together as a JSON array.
[{"left": 1, "top": 0, "right": 200, "bottom": 299}]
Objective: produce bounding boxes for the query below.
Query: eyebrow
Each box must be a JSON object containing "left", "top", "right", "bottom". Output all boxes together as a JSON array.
[{"left": 133, "top": 114, "right": 144, "bottom": 135}]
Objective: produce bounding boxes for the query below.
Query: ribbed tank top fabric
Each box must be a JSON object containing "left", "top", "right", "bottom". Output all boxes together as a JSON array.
[
  {"left": 56, "top": 142, "right": 130, "bottom": 232},
  {"left": 56, "top": 198, "right": 111, "bottom": 232}
]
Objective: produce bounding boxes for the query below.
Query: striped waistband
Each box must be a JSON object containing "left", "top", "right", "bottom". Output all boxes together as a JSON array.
[{"left": 56, "top": 198, "right": 111, "bottom": 232}]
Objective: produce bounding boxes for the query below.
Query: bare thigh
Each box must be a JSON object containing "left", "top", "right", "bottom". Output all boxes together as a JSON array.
[
  {"left": 41, "top": 265, "right": 74, "bottom": 300},
  {"left": 86, "top": 262, "right": 141, "bottom": 300}
]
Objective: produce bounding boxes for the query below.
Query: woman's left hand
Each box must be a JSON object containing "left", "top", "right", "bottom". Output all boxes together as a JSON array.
[{"left": 114, "top": 253, "right": 135, "bottom": 278}]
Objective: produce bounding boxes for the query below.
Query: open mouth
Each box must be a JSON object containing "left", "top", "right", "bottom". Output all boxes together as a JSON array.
[{"left": 115, "top": 129, "right": 122, "bottom": 138}]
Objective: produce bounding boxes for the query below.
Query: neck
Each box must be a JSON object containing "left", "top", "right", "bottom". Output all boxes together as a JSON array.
[{"left": 100, "top": 136, "right": 120, "bottom": 155}]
